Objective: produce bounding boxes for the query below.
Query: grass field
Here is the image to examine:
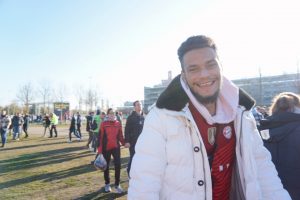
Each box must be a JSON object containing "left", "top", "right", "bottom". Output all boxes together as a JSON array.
[{"left": 0, "top": 125, "right": 129, "bottom": 200}]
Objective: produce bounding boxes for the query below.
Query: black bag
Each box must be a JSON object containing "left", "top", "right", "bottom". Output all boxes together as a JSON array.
[{"left": 91, "top": 119, "right": 98, "bottom": 131}]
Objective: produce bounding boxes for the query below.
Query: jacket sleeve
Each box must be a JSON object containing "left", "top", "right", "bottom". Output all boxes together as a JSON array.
[
  {"left": 124, "top": 115, "right": 132, "bottom": 143},
  {"left": 97, "top": 123, "right": 104, "bottom": 154},
  {"left": 128, "top": 108, "right": 167, "bottom": 200},
  {"left": 118, "top": 124, "right": 125, "bottom": 146},
  {"left": 246, "top": 113, "right": 291, "bottom": 199}
]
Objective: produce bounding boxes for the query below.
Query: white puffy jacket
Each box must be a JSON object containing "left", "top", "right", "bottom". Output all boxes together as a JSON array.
[{"left": 128, "top": 75, "right": 290, "bottom": 200}]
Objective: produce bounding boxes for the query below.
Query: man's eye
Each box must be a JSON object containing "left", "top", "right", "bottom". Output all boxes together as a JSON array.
[
  {"left": 188, "top": 68, "right": 197, "bottom": 72},
  {"left": 207, "top": 62, "right": 218, "bottom": 68}
]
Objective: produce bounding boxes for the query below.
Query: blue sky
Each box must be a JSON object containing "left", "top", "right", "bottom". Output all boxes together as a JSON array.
[{"left": 1, "top": 0, "right": 300, "bottom": 108}]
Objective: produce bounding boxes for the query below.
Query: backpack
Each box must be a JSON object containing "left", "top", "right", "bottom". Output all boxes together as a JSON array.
[{"left": 91, "top": 119, "right": 98, "bottom": 131}]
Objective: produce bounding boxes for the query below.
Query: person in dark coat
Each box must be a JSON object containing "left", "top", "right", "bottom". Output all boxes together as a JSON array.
[
  {"left": 11, "top": 113, "right": 23, "bottom": 140},
  {"left": 115, "top": 111, "right": 122, "bottom": 126},
  {"left": 259, "top": 92, "right": 300, "bottom": 200},
  {"left": 23, "top": 114, "right": 29, "bottom": 138},
  {"left": 124, "top": 100, "right": 145, "bottom": 176},
  {"left": 68, "top": 113, "right": 81, "bottom": 142},
  {"left": 0, "top": 110, "right": 11, "bottom": 147},
  {"left": 43, "top": 114, "right": 51, "bottom": 137},
  {"left": 86, "top": 111, "right": 94, "bottom": 148},
  {"left": 76, "top": 112, "right": 82, "bottom": 138}
]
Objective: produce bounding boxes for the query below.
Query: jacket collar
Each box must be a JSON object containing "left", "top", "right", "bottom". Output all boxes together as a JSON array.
[
  {"left": 260, "top": 112, "right": 300, "bottom": 130},
  {"left": 156, "top": 74, "right": 255, "bottom": 111}
]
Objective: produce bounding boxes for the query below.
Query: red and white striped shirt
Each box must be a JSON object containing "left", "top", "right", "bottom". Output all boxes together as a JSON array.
[{"left": 189, "top": 102, "right": 236, "bottom": 200}]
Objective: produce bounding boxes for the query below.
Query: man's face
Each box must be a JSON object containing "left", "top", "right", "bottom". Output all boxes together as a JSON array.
[
  {"left": 134, "top": 101, "right": 142, "bottom": 113},
  {"left": 2, "top": 110, "right": 6, "bottom": 115},
  {"left": 181, "top": 47, "right": 222, "bottom": 104}
]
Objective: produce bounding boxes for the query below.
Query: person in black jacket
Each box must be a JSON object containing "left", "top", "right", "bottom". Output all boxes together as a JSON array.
[
  {"left": 86, "top": 111, "right": 94, "bottom": 148},
  {"left": 11, "top": 113, "right": 23, "bottom": 140},
  {"left": 259, "top": 92, "right": 300, "bottom": 200},
  {"left": 23, "top": 114, "right": 29, "bottom": 138},
  {"left": 43, "top": 114, "right": 51, "bottom": 137},
  {"left": 124, "top": 100, "right": 145, "bottom": 176},
  {"left": 68, "top": 113, "right": 81, "bottom": 143},
  {"left": 76, "top": 112, "right": 82, "bottom": 139}
]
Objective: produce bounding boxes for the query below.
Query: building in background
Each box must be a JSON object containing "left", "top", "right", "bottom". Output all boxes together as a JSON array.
[
  {"left": 233, "top": 73, "right": 300, "bottom": 106},
  {"left": 143, "top": 71, "right": 300, "bottom": 112},
  {"left": 144, "top": 71, "right": 173, "bottom": 113}
]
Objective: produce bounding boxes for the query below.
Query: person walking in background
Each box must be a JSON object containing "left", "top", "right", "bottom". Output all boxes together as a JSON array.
[
  {"left": 11, "top": 113, "right": 23, "bottom": 140},
  {"left": 0, "top": 110, "right": 11, "bottom": 147},
  {"left": 90, "top": 110, "right": 103, "bottom": 165},
  {"left": 128, "top": 35, "right": 290, "bottom": 199},
  {"left": 68, "top": 113, "right": 81, "bottom": 143},
  {"left": 91, "top": 109, "right": 102, "bottom": 153},
  {"left": 42, "top": 114, "right": 51, "bottom": 137},
  {"left": 76, "top": 112, "right": 82, "bottom": 139},
  {"left": 124, "top": 100, "right": 144, "bottom": 176},
  {"left": 115, "top": 111, "right": 122, "bottom": 126},
  {"left": 86, "top": 111, "right": 94, "bottom": 148},
  {"left": 22, "top": 114, "right": 29, "bottom": 138},
  {"left": 98, "top": 108, "right": 125, "bottom": 193},
  {"left": 49, "top": 113, "right": 58, "bottom": 138},
  {"left": 259, "top": 92, "right": 300, "bottom": 200}
]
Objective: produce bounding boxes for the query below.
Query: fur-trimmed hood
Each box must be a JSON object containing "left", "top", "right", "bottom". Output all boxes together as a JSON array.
[{"left": 156, "top": 74, "right": 255, "bottom": 112}]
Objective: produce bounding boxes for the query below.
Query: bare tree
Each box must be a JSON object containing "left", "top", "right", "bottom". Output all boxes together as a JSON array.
[
  {"left": 6, "top": 101, "right": 22, "bottom": 115},
  {"left": 84, "top": 87, "right": 101, "bottom": 111},
  {"left": 85, "top": 88, "right": 94, "bottom": 111},
  {"left": 74, "top": 85, "right": 84, "bottom": 112},
  {"left": 38, "top": 81, "right": 52, "bottom": 114},
  {"left": 55, "top": 84, "right": 69, "bottom": 103},
  {"left": 93, "top": 88, "right": 100, "bottom": 109},
  {"left": 16, "top": 82, "right": 35, "bottom": 113}
]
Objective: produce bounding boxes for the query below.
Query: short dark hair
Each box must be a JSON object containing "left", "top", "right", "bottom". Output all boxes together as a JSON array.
[
  {"left": 177, "top": 35, "right": 217, "bottom": 69},
  {"left": 96, "top": 109, "right": 101, "bottom": 115},
  {"left": 133, "top": 100, "right": 140, "bottom": 107}
]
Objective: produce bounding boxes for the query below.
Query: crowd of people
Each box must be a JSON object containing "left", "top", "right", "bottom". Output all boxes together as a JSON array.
[
  {"left": 0, "top": 111, "right": 31, "bottom": 147},
  {"left": 0, "top": 111, "right": 71, "bottom": 146},
  {"left": 0, "top": 101, "right": 146, "bottom": 195},
  {"left": 1, "top": 35, "right": 300, "bottom": 199}
]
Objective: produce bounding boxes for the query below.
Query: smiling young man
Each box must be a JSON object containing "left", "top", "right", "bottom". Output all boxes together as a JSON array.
[{"left": 128, "top": 35, "right": 291, "bottom": 200}]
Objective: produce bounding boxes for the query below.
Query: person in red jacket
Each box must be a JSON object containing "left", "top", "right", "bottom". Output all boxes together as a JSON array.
[{"left": 98, "top": 108, "right": 125, "bottom": 193}]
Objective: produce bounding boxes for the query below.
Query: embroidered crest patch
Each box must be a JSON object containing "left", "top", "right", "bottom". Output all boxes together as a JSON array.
[
  {"left": 208, "top": 127, "right": 217, "bottom": 145},
  {"left": 223, "top": 126, "right": 232, "bottom": 139}
]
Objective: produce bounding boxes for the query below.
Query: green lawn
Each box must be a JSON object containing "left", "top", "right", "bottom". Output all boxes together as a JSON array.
[{"left": 0, "top": 126, "right": 129, "bottom": 200}]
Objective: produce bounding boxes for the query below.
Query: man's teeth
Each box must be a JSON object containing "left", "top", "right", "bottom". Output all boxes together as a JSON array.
[{"left": 199, "top": 81, "right": 213, "bottom": 86}]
